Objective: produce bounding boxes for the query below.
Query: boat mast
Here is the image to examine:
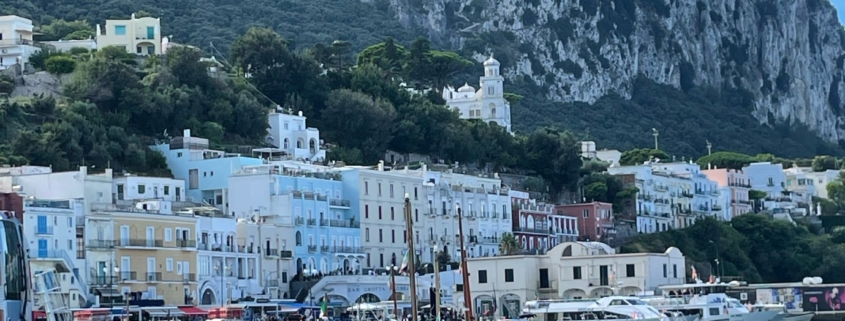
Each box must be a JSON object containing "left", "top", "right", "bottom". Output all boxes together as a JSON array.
[{"left": 457, "top": 206, "right": 473, "bottom": 321}]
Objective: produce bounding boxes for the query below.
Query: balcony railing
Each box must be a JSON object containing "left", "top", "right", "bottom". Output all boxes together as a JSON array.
[
  {"left": 118, "top": 271, "right": 137, "bottom": 281},
  {"left": 119, "top": 239, "right": 163, "bottom": 248},
  {"left": 479, "top": 236, "right": 499, "bottom": 244},
  {"left": 513, "top": 226, "right": 550, "bottom": 234},
  {"left": 295, "top": 217, "right": 305, "bottom": 225},
  {"left": 88, "top": 276, "right": 119, "bottom": 286},
  {"left": 320, "top": 245, "right": 330, "bottom": 252},
  {"left": 265, "top": 248, "right": 279, "bottom": 257},
  {"left": 177, "top": 239, "right": 196, "bottom": 248},
  {"left": 182, "top": 273, "right": 197, "bottom": 282},
  {"left": 307, "top": 245, "right": 317, "bottom": 253},
  {"left": 86, "top": 239, "right": 116, "bottom": 249},
  {"left": 319, "top": 219, "right": 329, "bottom": 226},
  {"left": 34, "top": 225, "right": 54, "bottom": 235},
  {"left": 279, "top": 250, "right": 293, "bottom": 258},
  {"left": 145, "top": 272, "right": 162, "bottom": 282},
  {"left": 330, "top": 199, "right": 351, "bottom": 207},
  {"left": 332, "top": 246, "right": 365, "bottom": 254},
  {"left": 328, "top": 219, "right": 360, "bottom": 228},
  {"left": 307, "top": 219, "right": 317, "bottom": 226},
  {"left": 0, "top": 39, "right": 33, "bottom": 46}
]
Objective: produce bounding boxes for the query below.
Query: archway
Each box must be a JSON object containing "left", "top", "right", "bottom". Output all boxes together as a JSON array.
[
  {"left": 562, "top": 288, "right": 587, "bottom": 299},
  {"left": 356, "top": 293, "right": 380, "bottom": 303},
  {"left": 500, "top": 294, "right": 521, "bottom": 319},
  {"left": 284, "top": 138, "right": 290, "bottom": 149},
  {"left": 201, "top": 288, "right": 216, "bottom": 305},
  {"left": 475, "top": 295, "right": 494, "bottom": 317},
  {"left": 589, "top": 287, "right": 613, "bottom": 298},
  {"left": 320, "top": 257, "right": 329, "bottom": 273},
  {"left": 309, "top": 138, "right": 317, "bottom": 153},
  {"left": 296, "top": 232, "right": 302, "bottom": 246},
  {"left": 297, "top": 138, "right": 304, "bottom": 149}
]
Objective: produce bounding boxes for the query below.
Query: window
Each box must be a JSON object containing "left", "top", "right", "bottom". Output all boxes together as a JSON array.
[
  {"left": 504, "top": 269, "right": 514, "bottom": 282},
  {"left": 415, "top": 209, "right": 418, "bottom": 222},
  {"left": 164, "top": 186, "right": 170, "bottom": 195},
  {"left": 365, "top": 205, "right": 369, "bottom": 219},
  {"left": 391, "top": 230, "right": 395, "bottom": 243},
  {"left": 114, "top": 25, "right": 126, "bottom": 35},
  {"left": 391, "top": 207, "right": 395, "bottom": 220},
  {"left": 390, "top": 184, "right": 394, "bottom": 198},
  {"left": 662, "top": 264, "right": 667, "bottom": 277},
  {"left": 166, "top": 259, "right": 173, "bottom": 271},
  {"left": 138, "top": 185, "right": 146, "bottom": 194},
  {"left": 626, "top": 264, "right": 635, "bottom": 277},
  {"left": 188, "top": 169, "right": 199, "bottom": 189},
  {"left": 403, "top": 231, "right": 407, "bottom": 243},
  {"left": 378, "top": 206, "right": 383, "bottom": 219},
  {"left": 379, "top": 229, "right": 383, "bottom": 242},
  {"left": 67, "top": 217, "right": 73, "bottom": 227},
  {"left": 365, "top": 182, "right": 369, "bottom": 195},
  {"left": 164, "top": 229, "right": 172, "bottom": 242},
  {"left": 379, "top": 254, "right": 384, "bottom": 267},
  {"left": 365, "top": 228, "right": 370, "bottom": 241},
  {"left": 478, "top": 270, "right": 488, "bottom": 283},
  {"left": 67, "top": 240, "right": 73, "bottom": 250},
  {"left": 673, "top": 264, "right": 677, "bottom": 278},
  {"left": 414, "top": 187, "right": 418, "bottom": 200},
  {"left": 378, "top": 183, "right": 382, "bottom": 196},
  {"left": 573, "top": 266, "right": 582, "bottom": 279},
  {"left": 582, "top": 209, "right": 589, "bottom": 218}
]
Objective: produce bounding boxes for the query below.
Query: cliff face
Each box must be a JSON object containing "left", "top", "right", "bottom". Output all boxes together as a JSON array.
[{"left": 387, "top": 0, "right": 845, "bottom": 143}]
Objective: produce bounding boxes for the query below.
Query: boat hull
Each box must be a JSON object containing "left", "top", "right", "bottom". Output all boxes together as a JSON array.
[{"left": 735, "top": 311, "right": 780, "bottom": 321}]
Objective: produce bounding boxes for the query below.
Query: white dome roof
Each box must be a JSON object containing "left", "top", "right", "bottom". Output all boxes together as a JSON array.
[
  {"left": 458, "top": 83, "right": 475, "bottom": 93},
  {"left": 483, "top": 55, "right": 500, "bottom": 67}
]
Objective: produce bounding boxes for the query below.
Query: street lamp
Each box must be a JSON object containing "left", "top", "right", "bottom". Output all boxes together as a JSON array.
[
  {"left": 215, "top": 262, "right": 230, "bottom": 306},
  {"left": 386, "top": 264, "right": 399, "bottom": 320},
  {"left": 706, "top": 140, "right": 712, "bottom": 155},
  {"left": 652, "top": 128, "right": 659, "bottom": 150}
]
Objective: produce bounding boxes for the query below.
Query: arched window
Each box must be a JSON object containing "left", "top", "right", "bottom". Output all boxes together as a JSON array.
[
  {"left": 295, "top": 231, "right": 302, "bottom": 246},
  {"left": 283, "top": 138, "right": 290, "bottom": 149},
  {"left": 296, "top": 139, "right": 304, "bottom": 149}
]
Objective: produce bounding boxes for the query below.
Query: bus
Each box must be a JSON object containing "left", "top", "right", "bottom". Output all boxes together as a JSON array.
[{"left": 0, "top": 215, "right": 32, "bottom": 321}]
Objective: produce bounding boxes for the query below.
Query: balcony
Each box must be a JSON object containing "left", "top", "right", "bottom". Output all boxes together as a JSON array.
[
  {"left": 118, "top": 271, "right": 138, "bottom": 282},
  {"left": 265, "top": 248, "right": 279, "bottom": 257},
  {"left": 182, "top": 273, "right": 197, "bottom": 282},
  {"left": 34, "top": 225, "right": 54, "bottom": 235},
  {"left": 86, "top": 239, "right": 116, "bottom": 249},
  {"left": 118, "top": 239, "right": 163, "bottom": 248},
  {"left": 88, "top": 276, "right": 119, "bottom": 286},
  {"left": 145, "top": 272, "right": 162, "bottom": 282},
  {"left": 0, "top": 39, "right": 34, "bottom": 46},
  {"left": 513, "top": 226, "right": 550, "bottom": 235},
  {"left": 238, "top": 245, "right": 256, "bottom": 254},
  {"left": 307, "top": 245, "right": 317, "bottom": 253},
  {"left": 588, "top": 278, "right": 611, "bottom": 287},
  {"left": 479, "top": 236, "right": 499, "bottom": 244},
  {"left": 320, "top": 219, "right": 329, "bottom": 226},
  {"left": 320, "top": 245, "right": 330, "bottom": 252},
  {"left": 330, "top": 199, "right": 351, "bottom": 208},
  {"left": 537, "top": 280, "right": 559, "bottom": 292},
  {"left": 331, "top": 246, "right": 365, "bottom": 254},
  {"left": 328, "top": 219, "right": 360, "bottom": 228},
  {"left": 279, "top": 250, "right": 293, "bottom": 258},
  {"left": 295, "top": 217, "right": 305, "bottom": 226},
  {"left": 307, "top": 219, "right": 317, "bottom": 226},
  {"left": 178, "top": 239, "right": 197, "bottom": 249}
]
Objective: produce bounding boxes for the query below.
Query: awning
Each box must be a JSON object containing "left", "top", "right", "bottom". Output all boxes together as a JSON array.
[
  {"left": 178, "top": 306, "right": 208, "bottom": 316},
  {"left": 32, "top": 311, "right": 46, "bottom": 318},
  {"left": 143, "top": 308, "right": 185, "bottom": 318}
]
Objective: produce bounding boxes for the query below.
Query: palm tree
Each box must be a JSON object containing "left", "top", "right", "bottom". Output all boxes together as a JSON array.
[{"left": 498, "top": 232, "right": 520, "bottom": 255}]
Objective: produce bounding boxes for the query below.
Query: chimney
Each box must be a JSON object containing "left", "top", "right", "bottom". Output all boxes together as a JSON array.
[
  {"left": 378, "top": 160, "right": 384, "bottom": 172},
  {"left": 494, "top": 173, "right": 499, "bottom": 178},
  {"left": 404, "top": 166, "right": 409, "bottom": 173},
  {"left": 422, "top": 164, "right": 427, "bottom": 173},
  {"left": 298, "top": 111, "right": 303, "bottom": 117},
  {"left": 184, "top": 129, "right": 191, "bottom": 137}
]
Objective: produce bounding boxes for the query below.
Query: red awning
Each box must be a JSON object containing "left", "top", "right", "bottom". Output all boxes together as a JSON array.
[
  {"left": 32, "top": 311, "right": 46, "bottom": 318},
  {"left": 178, "top": 306, "right": 208, "bottom": 315}
]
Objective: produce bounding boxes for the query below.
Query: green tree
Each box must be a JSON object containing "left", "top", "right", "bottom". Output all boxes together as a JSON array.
[
  {"left": 812, "top": 155, "right": 838, "bottom": 172},
  {"left": 38, "top": 19, "right": 94, "bottom": 41},
  {"left": 523, "top": 128, "right": 582, "bottom": 194},
  {"left": 619, "top": 148, "right": 670, "bottom": 166},
  {"left": 44, "top": 56, "right": 76, "bottom": 74},
  {"left": 695, "top": 151, "right": 757, "bottom": 170},
  {"left": 498, "top": 232, "right": 520, "bottom": 255},
  {"left": 827, "top": 173, "right": 845, "bottom": 212},
  {"left": 436, "top": 249, "right": 452, "bottom": 265},
  {"left": 321, "top": 89, "right": 397, "bottom": 163}
]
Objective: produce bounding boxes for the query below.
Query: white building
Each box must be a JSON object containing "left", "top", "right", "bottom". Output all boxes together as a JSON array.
[
  {"left": 607, "top": 165, "right": 678, "bottom": 233},
  {"left": 420, "top": 167, "right": 512, "bottom": 262},
  {"left": 653, "top": 162, "right": 723, "bottom": 220},
  {"left": 25, "top": 198, "right": 88, "bottom": 309},
  {"left": 0, "top": 15, "right": 39, "bottom": 69},
  {"left": 39, "top": 39, "right": 97, "bottom": 52},
  {"left": 805, "top": 169, "right": 840, "bottom": 199},
  {"left": 743, "top": 162, "right": 787, "bottom": 198},
  {"left": 95, "top": 13, "right": 161, "bottom": 56},
  {"left": 442, "top": 55, "right": 512, "bottom": 134},
  {"left": 113, "top": 175, "right": 185, "bottom": 202},
  {"left": 464, "top": 242, "right": 686, "bottom": 318},
  {"left": 580, "top": 141, "right": 622, "bottom": 166},
  {"left": 263, "top": 110, "right": 326, "bottom": 163}
]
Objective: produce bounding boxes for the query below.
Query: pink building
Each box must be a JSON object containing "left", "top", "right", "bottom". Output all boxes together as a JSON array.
[{"left": 703, "top": 168, "right": 752, "bottom": 217}]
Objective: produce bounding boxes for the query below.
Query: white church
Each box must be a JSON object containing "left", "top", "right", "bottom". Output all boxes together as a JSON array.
[{"left": 442, "top": 55, "right": 513, "bottom": 134}]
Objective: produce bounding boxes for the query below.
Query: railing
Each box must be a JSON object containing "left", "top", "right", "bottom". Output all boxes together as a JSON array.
[
  {"left": 88, "top": 276, "right": 118, "bottom": 286},
  {"left": 513, "top": 226, "right": 550, "bottom": 234},
  {"left": 320, "top": 245, "right": 330, "bottom": 252},
  {"left": 588, "top": 278, "right": 611, "bottom": 287},
  {"left": 265, "top": 248, "right": 279, "bottom": 257},
  {"left": 328, "top": 219, "right": 360, "bottom": 228},
  {"left": 119, "top": 271, "right": 137, "bottom": 281},
  {"left": 177, "top": 239, "right": 196, "bottom": 248},
  {"left": 295, "top": 217, "right": 305, "bottom": 225},
  {"left": 307, "top": 219, "right": 317, "bottom": 226},
  {"left": 331, "top": 246, "right": 365, "bottom": 253},
  {"left": 145, "top": 272, "right": 162, "bottom": 282},
  {"left": 34, "top": 225, "right": 54, "bottom": 235},
  {"left": 479, "top": 236, "right": 499, "bottom": 244},
  {"left": 330, "top": 199, "right": 351, "bottom": 207},
  {"left": 307, "top": 245, "right": 317, "bottom": 253},
  {"left": 537, "top": 280, "right": 558, "bottom": 290},
  {"left": 33, "top": 249, "right": 88, "bottom": 295},
  {"left": 197, "top": 243, "right": 211, "bottom": 251},
  {"left": 182, "top": 273, "right": 197, "bottom": 282},
  {"left": 119, "top": 239, "right": 163, "bottom": 248},
  {"left": 316, "top": 194, "right": 327, "bottom": 201},
  {"left": 0, "top": 39, "right": 33, "bottom": 46},
  {"left": 86, "top": 239, "right": 116, "bottom": 249},
  {"left": 267, "top": 279, "right": 280, "bottom": 287},
  {"left": 279, "top": 250, "right": 293, "bottom": 258},
  {"left": 319, "top": 219, "right": 329, "bottom": 226},
  {"left": 238, "top": 245, "right": 256, "bottom": 253}
]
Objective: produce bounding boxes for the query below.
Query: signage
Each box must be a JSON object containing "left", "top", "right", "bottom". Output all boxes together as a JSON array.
[
  {"left": 347, "top": 285, "right": 411, "bottom": 299},
  {"left": 803, "top": 287, "right": 844, "bottom": 312}
]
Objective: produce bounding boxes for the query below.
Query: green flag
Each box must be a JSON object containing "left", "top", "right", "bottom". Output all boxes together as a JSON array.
[{"left": 321, "top": 294, "right": 328, "bottom": 317}]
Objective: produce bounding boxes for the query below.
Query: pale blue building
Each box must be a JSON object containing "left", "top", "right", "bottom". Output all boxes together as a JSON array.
[
  {"left": 277, "top": 169, "right": 364, "bottom": 275},
  {"left": 151, "top": 129, "right": 263, "bottom": 210}
]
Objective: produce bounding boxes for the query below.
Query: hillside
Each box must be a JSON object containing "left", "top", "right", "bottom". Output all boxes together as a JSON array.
[{"left": 3, "top": 0, "right": 845, "bottom": 158}]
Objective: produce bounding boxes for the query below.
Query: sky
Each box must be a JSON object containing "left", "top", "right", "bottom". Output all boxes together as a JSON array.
[{"left": 833, "top": 0, "right": 845, "bottom": 24}]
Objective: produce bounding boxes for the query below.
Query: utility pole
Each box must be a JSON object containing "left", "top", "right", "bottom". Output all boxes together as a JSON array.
[
  {"left": 456, "top": 206, "right": 473, "bottom": 321},
  {"left": 403, "top": 194, "right": 419, "bottom": 321},
  {"left": 434, "top": 250, "right": 441, "bottom": 321}
]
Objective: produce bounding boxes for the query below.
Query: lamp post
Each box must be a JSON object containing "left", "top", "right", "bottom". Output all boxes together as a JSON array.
[
  {"left": 456, "top": 205, "right": 473, "bottom": 321},
  {"left": 652, "top": 128, "right": 659, "bottom": 150},
  {"left": 706, "top": 140, "right": 712, "bottom": 155},
  {"left": 708, "top": 240, "right": 721, "bottom": 280},
  {"left": 403, "top": 193, "right": 419, "bottom": 321},
  {"left": 387, "top": 264, "right": 399, "bottom": 320}
]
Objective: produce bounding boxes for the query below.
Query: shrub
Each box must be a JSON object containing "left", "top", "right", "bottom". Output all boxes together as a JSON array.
[{"left": 44, "top": 56, "right": 77, "bottom": 74}]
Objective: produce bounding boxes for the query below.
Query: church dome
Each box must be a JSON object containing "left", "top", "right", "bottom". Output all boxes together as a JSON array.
[
  {"left": 458, "top": 83, "right": 475, "bottom": 93},
  {"left": 483, "top": 55, "right": 500, "bottom": 67}
]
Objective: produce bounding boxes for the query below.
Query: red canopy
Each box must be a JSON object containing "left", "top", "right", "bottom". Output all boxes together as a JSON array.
[{"left": 178, "top": 306, "right": 208, "bottom": 316}]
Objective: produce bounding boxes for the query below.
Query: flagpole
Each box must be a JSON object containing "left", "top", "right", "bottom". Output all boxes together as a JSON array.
[
  {"left": 456, "top": 206, "right": 474, "bottom": 321},
  {"left": 403, "top": 194, "right": 420, "bottom": 321}
]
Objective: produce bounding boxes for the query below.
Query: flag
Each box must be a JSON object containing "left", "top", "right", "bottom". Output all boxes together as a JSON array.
[
  {"left": 399, "top": 249, "right": 410, "bottom": 273},
  {"left": 709, "top": 275, "right": 715, "bottom": 284},
  {"left": 320, "top": 294, "right": 328, "bottom": 318},
  {"left": 691, "top": 266, "right": 698, "bottom": 281}
]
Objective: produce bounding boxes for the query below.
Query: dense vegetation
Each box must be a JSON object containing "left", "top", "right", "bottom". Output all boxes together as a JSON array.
[{"left": 622, "top": 215, "right": 845, "bottom": 283}]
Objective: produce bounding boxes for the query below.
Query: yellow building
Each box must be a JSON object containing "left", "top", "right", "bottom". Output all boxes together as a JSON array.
[
  {"left": 87, "top": 199, "right": 198, "bottom": 305},
  {"left": 95, "top": 13, "right": 161, "bottom": 55}
]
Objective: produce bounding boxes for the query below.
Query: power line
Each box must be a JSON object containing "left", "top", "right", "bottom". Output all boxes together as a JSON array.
[{"left": 208, "top": 42, "right": 281, "bottom": 108}]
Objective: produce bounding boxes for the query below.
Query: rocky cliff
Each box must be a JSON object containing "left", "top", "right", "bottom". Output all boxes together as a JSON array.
[{"left": 387, "top": 0, "right": 845, "bottom": 143}]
